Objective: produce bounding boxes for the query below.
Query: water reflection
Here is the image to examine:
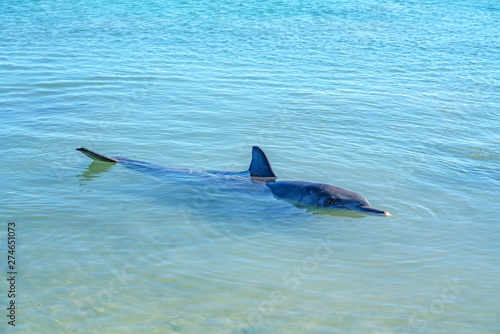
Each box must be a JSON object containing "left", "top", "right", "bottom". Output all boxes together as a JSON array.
[{"left": 77, "top": 161, "right": 116, "bottom": 184}]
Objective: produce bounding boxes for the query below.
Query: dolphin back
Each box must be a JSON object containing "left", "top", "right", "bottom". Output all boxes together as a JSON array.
[{"left": 248, "top": 146, "right": 276, "bottom": 178}]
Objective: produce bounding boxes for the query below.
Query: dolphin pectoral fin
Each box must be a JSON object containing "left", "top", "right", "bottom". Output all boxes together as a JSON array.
[
  {"left": 76, "top": 148, "right": 119, "bottom": 163},
  {"left": 358, "top": 206, "right": 391, "bottom": 216},
  {"left": 248, "top": 146, "right": 276, "bottom": 178}
]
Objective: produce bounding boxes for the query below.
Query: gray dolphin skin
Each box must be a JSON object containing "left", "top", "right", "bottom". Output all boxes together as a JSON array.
[{"left": 77, "top": 146, "right": 390, "bottom": 216}]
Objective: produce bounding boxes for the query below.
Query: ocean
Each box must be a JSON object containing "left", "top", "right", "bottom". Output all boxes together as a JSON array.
[{"left": 1, "top": 0, "right": 499, "bottom": 333}]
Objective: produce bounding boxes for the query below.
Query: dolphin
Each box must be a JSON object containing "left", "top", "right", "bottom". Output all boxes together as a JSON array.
[{"left": 76, "top": 146, "right": 390, "bottom": 216}]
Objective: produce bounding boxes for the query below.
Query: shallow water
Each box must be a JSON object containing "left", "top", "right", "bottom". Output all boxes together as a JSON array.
[{"left": 1, "top": 0, "right": 499, "bottom": 333}]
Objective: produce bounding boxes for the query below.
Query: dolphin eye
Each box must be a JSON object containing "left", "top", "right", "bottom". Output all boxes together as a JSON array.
[{"left": 325, "top": 198, "right": 336, "bottom": 206}]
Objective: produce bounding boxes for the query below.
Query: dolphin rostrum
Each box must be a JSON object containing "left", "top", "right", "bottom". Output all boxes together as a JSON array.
[{"left": 77, "top": 146, "right": 390, "bottom": 216}]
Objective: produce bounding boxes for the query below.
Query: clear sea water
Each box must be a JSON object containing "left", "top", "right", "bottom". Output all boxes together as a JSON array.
[{"left": 1, "top": 0, "right": 499, "bottom": 333}]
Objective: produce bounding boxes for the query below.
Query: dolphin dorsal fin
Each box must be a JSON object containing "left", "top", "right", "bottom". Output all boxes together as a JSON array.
[{"left": 248, "top": 146, "right": 276, "bottom": 178}]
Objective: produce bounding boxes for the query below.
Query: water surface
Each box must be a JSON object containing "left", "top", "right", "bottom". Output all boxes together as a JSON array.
[{"left": 1, "top": 0, "right": 499, "bottom": 333}]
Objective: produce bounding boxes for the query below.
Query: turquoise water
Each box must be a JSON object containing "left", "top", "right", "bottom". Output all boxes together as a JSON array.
[{"left": 1, "top": 0, "right": 499, "bottom": 333}]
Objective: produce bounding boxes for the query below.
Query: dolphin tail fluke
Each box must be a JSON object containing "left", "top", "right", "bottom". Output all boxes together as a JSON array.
[
  {"left": 76, "top": 148, "right": 119, "bottom": 163},
  {"left": 248, "top": 146, "right": 276, "bottom": 178}
]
